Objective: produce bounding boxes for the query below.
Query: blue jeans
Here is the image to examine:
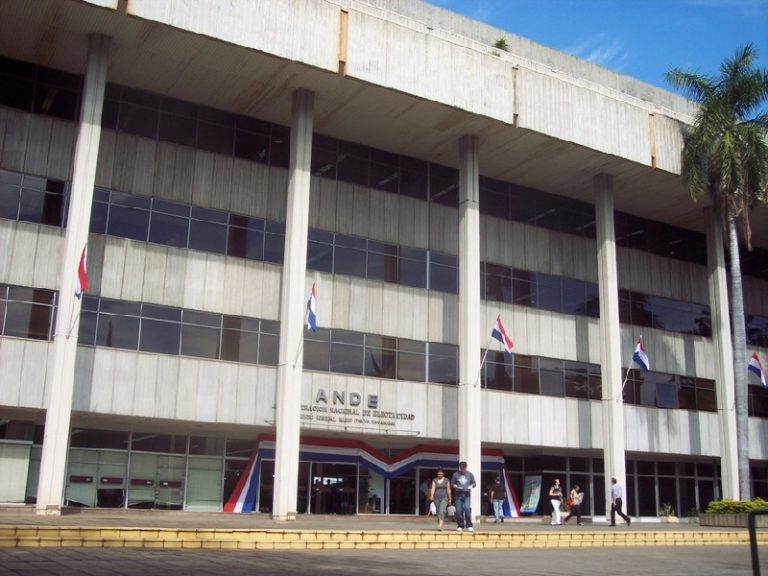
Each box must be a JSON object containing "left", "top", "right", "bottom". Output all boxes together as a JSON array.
[
  {"left": 455, "top": 492, "right": 472, "bottom": 528},
  {"left": 493, "top": 499, "right": 504, "bottom": 521}
]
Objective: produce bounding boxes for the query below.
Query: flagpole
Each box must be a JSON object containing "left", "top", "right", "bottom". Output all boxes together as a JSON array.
[
  {"left": 474, "top": 335, "right": 496, "bottom": 388},
  {"left": 618, "top": 365, "right": 631, "bottom": 402}
]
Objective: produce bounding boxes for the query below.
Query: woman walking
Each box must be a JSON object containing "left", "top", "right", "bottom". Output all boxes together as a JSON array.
[
  {"left": 548, "top": 478, "right": 563, "bottom": 526},
  {"left": 429, "top": 468, "right": 452, "bottom": 531}
]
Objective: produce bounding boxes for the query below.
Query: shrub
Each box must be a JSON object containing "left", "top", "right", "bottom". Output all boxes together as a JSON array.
[
  {"left": 659, "top": 502, "right": 675, "bottom": 516},
  {"left": 705, "top": 498, "right": 768, "bottom": 514}
]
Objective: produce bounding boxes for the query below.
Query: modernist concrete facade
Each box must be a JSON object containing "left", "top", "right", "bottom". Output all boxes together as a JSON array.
[{"left": 0, "top": 0, "right": 767, "bottom": 521}]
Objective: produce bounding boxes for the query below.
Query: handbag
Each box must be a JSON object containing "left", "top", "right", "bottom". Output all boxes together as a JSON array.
[
  {"left": 566, "top": 498, "right": 573, "bottom": 507},
  {"left": 429, "top": 501, "right": 437, "bottom": 515},
  {"left": 446, "top": 504, "right": 456, "bottom": 516}
]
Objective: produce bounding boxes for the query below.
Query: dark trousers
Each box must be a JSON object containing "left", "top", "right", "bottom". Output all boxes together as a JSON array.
[
  {"left": 611, "top": 498, "right": 630, "bottom": 525},
  {"left": 564, "top": 504, "right": 581, "bottom": 524},
  {"left": 455, "top": 492, "right": 473, "bottom": 528}
]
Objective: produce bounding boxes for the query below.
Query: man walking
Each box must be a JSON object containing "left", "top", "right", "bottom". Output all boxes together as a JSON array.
[
  {"left": 610, "top": 477, "right": 631, "bottom": 526},
  {"left": 451, "top": 461, "right": 476, "bottom": 532}
]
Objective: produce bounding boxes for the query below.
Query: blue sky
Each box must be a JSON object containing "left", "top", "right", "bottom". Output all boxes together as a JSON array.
[{"left": 427, "top": 0, "right": 768, "bottom": 91}]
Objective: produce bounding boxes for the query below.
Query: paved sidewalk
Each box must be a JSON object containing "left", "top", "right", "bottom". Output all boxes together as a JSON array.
[{"left": 0, "top": 544, "right": 763, "bottom": 576}]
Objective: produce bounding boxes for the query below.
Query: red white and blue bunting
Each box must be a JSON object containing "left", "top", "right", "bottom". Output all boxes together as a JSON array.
[{"left": 225, "top": 435, "right": 520, "bottom": 518}]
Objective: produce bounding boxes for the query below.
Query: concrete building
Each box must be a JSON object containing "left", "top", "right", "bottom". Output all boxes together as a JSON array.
[{"left": 0, "top": 0, "right": 766, "bottom": 521}]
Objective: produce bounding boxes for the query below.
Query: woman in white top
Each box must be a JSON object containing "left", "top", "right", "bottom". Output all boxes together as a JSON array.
[{"left": 548, "top": 478, "right": 563, "bottom": 526}]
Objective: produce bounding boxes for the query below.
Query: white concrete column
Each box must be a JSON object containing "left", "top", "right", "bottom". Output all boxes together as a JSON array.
[
  {"left": 458, "top": 135, "right": 482, "bottom": 519},
  {"left": 272, "top": 89, "right": 314, "bottom": 521},
  {"left": 594, "top": 174, "right": 626, "bottom": 518},
  {"left": 36, "top": 34, "right": 110, "bottom": 515},
  {"left": 705, "top": 208, "right": 738, "bottom": 500}
]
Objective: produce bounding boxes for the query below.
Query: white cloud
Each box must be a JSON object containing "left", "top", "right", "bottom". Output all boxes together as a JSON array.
[{"left": 564, "top": 33, "right": 630, "bottom": 72}]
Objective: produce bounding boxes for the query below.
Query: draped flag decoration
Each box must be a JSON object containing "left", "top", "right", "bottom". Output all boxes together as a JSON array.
[
  {"left": 75, "top": 245, "right": 88, "bottom": 300},
  {"left": 490, "top": 314, "right": 514, "bottom": 357},
  {"left": 224, "top": 436, "right": 521, "bottom": 518},
  {"left": 306, "top": 283, "right": 317, "bottom": 332},
  {"left": 749, "top": 353, "right": 767, "bottom": 388},
  {"left": 632, "top": 336, "right": 650, "bottom": 371}
]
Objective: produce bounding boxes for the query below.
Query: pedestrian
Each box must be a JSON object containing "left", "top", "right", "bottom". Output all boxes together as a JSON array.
[
  {"left": 548, "top": 478, "right": 563, "bottom": 526},
  {"left": 429, "top": 468, "right": 452, "bottom": 531},
  {"left": 451, "top": 461, "right": 476, "bottom": 532},
  {"left": 489, "top": 475, "right": 506, "bottom": 523},
  {"left": 419, "top": 475, "right": 432, "bottom": 515},
  {"left": 610, "top": 477, "right": 631, "bottom": 526},
  {"left": 563, "top": 483, "right": 583, "bottom": 525}
]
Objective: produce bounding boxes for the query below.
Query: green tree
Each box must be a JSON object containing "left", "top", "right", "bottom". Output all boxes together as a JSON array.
[{"left": 665, "top": 44, "right": 768, "bottom": 500}]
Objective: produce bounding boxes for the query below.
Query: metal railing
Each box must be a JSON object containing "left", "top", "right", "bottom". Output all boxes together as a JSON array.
[{"left": 749, "top": 509, "right": 768, "bottom": 576}]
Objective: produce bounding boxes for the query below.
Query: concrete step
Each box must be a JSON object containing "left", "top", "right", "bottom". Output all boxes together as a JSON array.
[{"left": 0, "top": 526, "right": 763, "bottom": 550}]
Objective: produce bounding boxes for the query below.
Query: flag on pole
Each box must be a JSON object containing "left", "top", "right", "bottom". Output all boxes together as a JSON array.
[
  {"left": 632, "top": 336, "right": 650, "bottom": 371},
  {"left": 306, "top": 283, "right": 317, "bottom": 332},
  {"left": 75, "top": 245, "right": 88, "bottom": 300},
  {"left": 749, "top": 353, "right": 767, "bottom": 388},
  {"left": 490, "top": 314, "right": 514, "bottom": 357}
]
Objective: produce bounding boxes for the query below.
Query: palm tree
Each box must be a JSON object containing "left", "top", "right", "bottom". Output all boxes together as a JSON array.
[{"left": 665, "top": 44, "right": 768, "bottom": 500}]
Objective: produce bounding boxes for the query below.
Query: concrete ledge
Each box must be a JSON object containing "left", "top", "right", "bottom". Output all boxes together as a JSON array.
[{"left": 0, "top": 526, "right": 763, "bottom": 550}]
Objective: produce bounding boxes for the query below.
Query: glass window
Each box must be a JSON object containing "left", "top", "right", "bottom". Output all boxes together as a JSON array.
[
  {"left": 330, "top": 342, "right": 363, "bottom": 375},
  {"left": 429, "top": 251, "right": 457, "bottom": 286},
  {"left": 229, "top": 215, "right": 265, "bottom": 261},
  {"left": 564, "top": 361, "right": 589, "bottom": 399},
  {"left": 118, "top": 103, "right": 159, "bottom": 139},
  {"left": 197, "top": 120, "right": 234, "bottom": 155},
  {"left": 139, "top": 318, "right": 181, "bottom": 355},
  {"left": 189, "top": 214, "right": 227, "bottom": 255},
  {"left": 337, "top": 151, "right": 369, "bottom": 186},
  {"left": 514, "top": 354, "right": 539, "bottom": 394},
  {"left": 304, "top": 329, "right": 330, "bottom": 371},
  {"left": 19, "top": 187, "right": 65, "bottom": 226},
  {"left": 539, "top": 358, "right": 564, "bottom": 397},
  {"left": 181, "top": 324, "right": 220, "bottom": 360},
  {"left": 159, "top": 112, "right": 197, "bottom": 147},
  {"left": 97, "top": 314, "right": 140, "bottom": 350},
  {"left": 148, "top": 211, "right": 189, "bottom": 247},
  {"left": 485, "top": 352, "right": 512, "bottom": 391},
  {"left": 4, "top": 301, "right": 52, "bottom": 340},
  {"left": 561, "top": 278, "right": 587, "bottom": 316},
  {"left": 108, "top": 204, "right": 150, "bottom": 242},
  {"left": 399, "top": 156, "right": 428, "bottom": 200},
  {"left": 221, "top": 326, "right": 259, "bottom": 364},
  {"left": 263, "top": 224, "right": 285, "bottom": 264},
  {"left": 70, "top": 428, "right": 129, "bottom": 450},
  {"left": 399, "top": 247, "right": 427, "bottom": 289},
  {"left": 365, "top": 347, "right": 397, "bottom": 379},
  {"left": 258, "top": 333, "right": 279, "bottom": 366},
  {"left": 536, "top": 273, "right": 562, "bottom": 312},
  {"left": 370, "top": 158, "right": 399, "bottom": 194},
  {"left": 234, "top": 130, "right": 270, "bottom": 163},
  {"left": 0, "top": 181, "right": 20, "bottom": 220},
  {"left": 512, "top": 270, "right": 534, "bottom": 307},
  {"left": 34, "top": 83, "right": 80, "bottom": 121},
  {"left": 334, "top": 246, "right": 366, "bottom": 278},
  {"left": 484, "top": 263, "right": 512, "bottom": 303},
  {"left": 429, "top": 164, "right": 458, "bottom": 207},
  {"left": 428, "top": 342, "right": 458, "bottom": 385},
  {"left": 0, "top": 71, "right": 34, "bottom": 112},
  {"left": 367, "top": 242, "right": 398, "bottom": 283}
]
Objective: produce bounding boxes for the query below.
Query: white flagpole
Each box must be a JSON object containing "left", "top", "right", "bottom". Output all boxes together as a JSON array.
[{"left": 474, "top": 334, "right": 497, "bottom": 388}]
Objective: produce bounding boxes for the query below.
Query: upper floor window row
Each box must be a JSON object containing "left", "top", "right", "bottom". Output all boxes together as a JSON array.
[
  {"left": 5, "top": 55, "right": 768, "bottom": 279},
  {"left": 482, "top": 260, "right": 714, "bottom": 338},
  {"left": 481, "top": 349, "right": 734, "bottom": 415},
  {"left": 2, "top": 164, "right": 764, "bottom": 343},
  {"left": 0, "top": 56, "right": 82, "bottom": 122},
  {"left": 303, "top": 328, "right": 458, "bottom": 385},
  {"left": 78, "top": 295, "right": 280, "bottom": 365}
]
